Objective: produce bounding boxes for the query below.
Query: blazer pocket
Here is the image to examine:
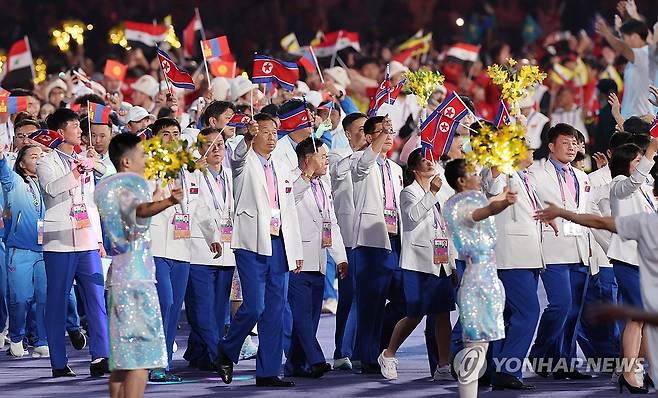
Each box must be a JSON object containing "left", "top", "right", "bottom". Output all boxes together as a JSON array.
[
  {"left": 506, "top": 223, "right": 531, "bottom": 236},
  {"left": 236, "top": 208, "right": 256, "bottom": 218},
  {"left": 410, "top": 240, "right": 431, "bottom": 248}
]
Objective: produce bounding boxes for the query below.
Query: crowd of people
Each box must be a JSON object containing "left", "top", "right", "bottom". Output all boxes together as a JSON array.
[{"left": 2, "top": 1, "right": 658, "bottom": 398}]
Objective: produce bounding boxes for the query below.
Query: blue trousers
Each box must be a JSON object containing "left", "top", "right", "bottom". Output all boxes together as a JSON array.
[
  {"left": 285, "top": 271, "right": 326, "bottom": 375},
  {"left": 184, "top": 264, "right": 234, "bottom": 368},
  {"left": 490, "top": 269, "right": 541, "bottom": 379},
  {"left": 7, "top": 248, "right": 46, "bottom": 346},
  {"left": 334, "top": 247, "right": 357, "bottom": 360},
  {"left": 529, "top": 263, "right": 588, "bottom": 364},
  {"left": 219, "top": 236, "right": 288, "bottom": 377},
  {"left": 154, "top": 257, "right": 190, "bottom": 369},
  {"left": 43, "top": 250, "right": 109, "bottom": 369},
  {"left": 354, "top": 238, "right": 405, "bottom": 365},
  {"left": 324, "top": 254, "right": 338, "bottom": 300},
  {"left": 66, "top": 288, "right": 81, "bottom": 332},
  {"left": 577, "top": 267, "right": 620, "bottom": 359}
]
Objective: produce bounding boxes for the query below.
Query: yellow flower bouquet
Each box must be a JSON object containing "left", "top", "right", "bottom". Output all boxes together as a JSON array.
[
  {"left": 487, "top": 58, "right": 546, "bottom": 116},
  {"left": 465, "top": 122, "right": 528, "bottom": 175},
  {"left": 142, "top": 137, "right": 198, "bottom": 186},
  {"left": 404, "top": 69, "right": 445, "bottom": 108}
]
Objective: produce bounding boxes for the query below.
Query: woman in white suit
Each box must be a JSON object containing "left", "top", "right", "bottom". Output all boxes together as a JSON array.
[
  {"left": 378, "top": 148, "right": 456, "bottom": 380},
  {"left": 607, "top": 138, "right": 658, "bottom": 392}
]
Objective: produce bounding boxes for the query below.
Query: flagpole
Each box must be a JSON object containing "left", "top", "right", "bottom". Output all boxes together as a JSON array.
[
  {"left": 386, "top": 63, "right": 391, "bottom": 104},
  {"left": 194, "top": 7, "right": 207, "bottom": 41},
  {"left": 86, "top": 100, "right": 92, "bottom": 148},
  {"left": 24, "top": 36, "right": 35, "bottom": 81},
  {"left": 310, "top": 47, "right": 324, "bottom": 84},
  {"left": 200, "top": 40, "right": 212, "bottom": 88},
  {"left": 202, "top": 125, "right": 227, "bottom": 158},
  {"left": 250, "top": 88, "right": 254, "bottom": 116},
  {"left": 330, "top": 31, "right": 343, "bottom": 68},
  {"left": 303, "top": 95, "right": 317, "bottom": 153}
]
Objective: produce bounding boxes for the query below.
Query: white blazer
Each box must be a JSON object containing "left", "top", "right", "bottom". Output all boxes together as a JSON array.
[
  {"left": 399, "top": 181, "right": 452, "bottom": 276},
  {"left": 230, "top": 139, "right": 304, "bottom": 270},
  {"left": 481, "top": 169, "right": 544, "bottom": 270},
  {"left": 529, "top": 158, "right": 594, "bottom": 271},
  {"left": 272, "top": 135, "right": 299, "bottom": 173},
  {"left": 328, "top": 146, "right": 355, "bottom": 248},
  {"left": 608, "top": 156, "right": 656, "bottom": 266},
  {"left": 190, "top": 167, "right": 235, "bottom": 267},
  {"left": 294, "top": 175, "right": 347, "bottom": 273},
  {"left": 351, "top": 146, "right": 404, "bottom": 250},
  {"left": 587, "top": 166, "right": 613, "bottom": 267},
  {"left": 37, "top": 151, "right": 103, "bottom": 252},
  {"left": 148, "top": 170, "right": 205, "bottom": 262}
]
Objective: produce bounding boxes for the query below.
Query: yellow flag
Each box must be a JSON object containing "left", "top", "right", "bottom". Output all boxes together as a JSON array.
[
  {"left": 310, "top": 31, "right": 323, "bottom": 47},
  {"left": 396, "top": 31, "right": 432, "bottom": 56},
  {"left": 280, "top": 33, "right": 300, "bottom": 54}
]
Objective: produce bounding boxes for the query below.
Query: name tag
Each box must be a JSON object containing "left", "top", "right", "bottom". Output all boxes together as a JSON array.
[
  {"left": 172, "top": 213, "right": 191, "bottom": 240},
  {"left": 321, "top": 220, "right": 332, "bottom": 248},
  {"left": 563, "top": 221, "right": 584, "bottom": 237},
  {"left": 220, "top": 217, "right": 233, "bottom": 243},
  {"left": 270, "top": 209, "right": 281, "bottom": 236},
  {"left": 71, "top": 203, "right": 91, "bottom": 229},
  {"left": 433, "top": 238, "right": 449, "bottom": 265},
  {"left": 384, "top": 208, "right": 398, "bottom": 235},
  {"left": 37, "top": 219, "right": 44, "bottom": 245},
  {"left": 189, "top": 187, "right": 199, "bottom": 195}
]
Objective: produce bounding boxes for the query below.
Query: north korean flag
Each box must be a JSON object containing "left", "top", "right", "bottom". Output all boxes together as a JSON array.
[
  {"left": 493, "top": 100, "right": 511, "bottom": 128},
  {"left": 252, "top": 55, "right": 299, "bottom": 92},
  {"left": 227, "top": 113, "right": 252, "bottom": 128},
  {"left": 28, "top": 129, "right": 65, "bottom": 149},
  {"left": 278, "top": 104, "right": 312, "bottom": 134},
  {"left": 650, "top": 115, "right": 658, "bottom": 138},
  {"left": 157, "top": 48, "right": 195, "bottom": 90},
  {"left": 420, "top": 92, "right": 469, "bottom": 160}
]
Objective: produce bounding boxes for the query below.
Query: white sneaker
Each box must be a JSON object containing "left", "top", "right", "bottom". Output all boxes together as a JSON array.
[
  {"left": 333, "top": 357, "right": 353, "bottom": 370},
  {"left": 433, "top": 365, "right": 453, "bottom": 381},
  {"left": 172, "top": 341, "right": 178, "bottom": 353},
  {"left": 239, "top": 336, "right": 258, "bottom": 360},
  {"left": 322, "top": 299, "right": 338, "bottom": 315},
  {"left": 377, "top": 350, "right": 398, "bottom": 380},
  {"left": 9, "top": 342, "right": 25, "bottom": 358},
  {"left": 32, "top": 345, "right": 50, "bottom": 358}
]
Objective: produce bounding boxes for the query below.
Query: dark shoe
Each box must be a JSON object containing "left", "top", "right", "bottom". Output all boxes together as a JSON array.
[
  {"left": 644, "top": 374, "right": 654, "bottom": 389},
  {"left": 360, "top": 362, "right": 381, "bottom": 374},
  {"left": 215, "top": 352, "right": 233, "bottom": 384},
  {"left": 553, "top": 369, "right": 592, "bottom": 380},
  {"left": 320, "top": 362, "right": 332, "bottom": 373},
  {"left": 492, "top": 372, "right": 536, "bottom": 391},
  {"left": 255, "top": 376, "right": 295, "bottom": 387},
  {"left": 52, "top": 365, "right": 77, "bottom": 378},
  {"left": 68, "top": 329, "right": 87, "bottom": 350},
  {"left": 619, "top": 374, "right": 649, "bottom": 394},
  {"left": 90, "top": 358, "right": 110, "bottom": 377},
  {"left": 163, "top": 372, "right": 182, "bottom": 382},
  {"left": 149, "top": 368, "right": 167, "bottom": 382}
]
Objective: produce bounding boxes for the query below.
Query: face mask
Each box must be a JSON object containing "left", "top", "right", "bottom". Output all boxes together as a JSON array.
[
  {"left": 461, "top": 136, "right": 472, "bottom": 153},
  {"left": 313, "top": 118, "right": 333, "bottom": 139}
]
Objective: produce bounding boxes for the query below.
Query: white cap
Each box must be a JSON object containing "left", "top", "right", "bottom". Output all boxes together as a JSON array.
[
  {"left": 126, "top": 106, "right": 155, "bottom": 123},
  {"left": 389, "top": 61, "right": 409, "bottom": 78},
  {"left": 45, "top": 79, "right": 67, "bottom": 99},
  {"left": 324, "top": 67, "right": 351, "bottom": 89},
  {"left": 376, "top": 103, "right": 396, "bottom": 117},
  {"left": 305, "top": 91, "right": 323, "bottom": 108},
  {"left": 210, "top": 77, "right": 231, "bottom": 101},
  {"left": 296, "top": 81, "right": 310, "bottom": 94},
  {"left": 230, "top": 76, "right": 256, "bottom": 102},
  {"left": 131, "top": 75, "right": 159, "bottom": 98},
  {"left": 518, "top": 91, "right": 535, "bottom": 109}
]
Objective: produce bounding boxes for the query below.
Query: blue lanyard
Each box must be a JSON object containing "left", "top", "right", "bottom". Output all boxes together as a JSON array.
[
  {"left": 27, "top": 178, "right": 44, "bottom": 218},
  {"left": 639, "top": 186, "right": 657, "bottom": 212}
]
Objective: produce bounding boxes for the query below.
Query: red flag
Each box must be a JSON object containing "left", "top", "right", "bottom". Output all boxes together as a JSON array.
[
  {"left": 314, "top": 31, "right": 361, "bottom": 57},
  {"left": 252, "top": 55, "right": 299, "bottom": 92},
  {"left": 28, "top": 129, "right": 65, "bottom": 149},
  {"left": 88, "top": 102, "right": 111, "bottom": 124},
  {"left": 157, "top": 48, "right": 195, "bottom": 90},
  {"left": 201, "top": 36, "right": 231, "bottom": 59},
  {"left": 124, "top": 21, "right": 167, "bottom": 46},
  {"left": 650, "top": 116, "right": 658, "bottom": 138},
  {"left": 104, "top": 59, "right": 127, "bottom": 82},
  {"left": 420, "top": 93, "right": 469, "bottom": 159},
  {"left": 493, "top": 100, "right": 511, "bottom": 128},
  {"left": 209, "top": 60, "right": 236, "bottom": 78},
  {"left": 183, "top": 13, "right": 203, "bottom": 58}
]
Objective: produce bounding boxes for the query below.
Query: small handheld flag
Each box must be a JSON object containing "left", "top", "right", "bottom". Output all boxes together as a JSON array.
[
  {"left": 88, "top": 102, "right": 111, "bottom": 124},
  {"left": 252, "top": 55, "right": 299, "bottom": 92},
  {"left": 298, "top": 47, "right": 321, "bottom": 77},
  {"left": 28, "top": 129, "right": 65, "bottom": 149},
  {"left": 493, "top": 100, "right": 511, "bottom": 128},
  {"left": 104, "top": 59, "right": 127, "bottom": 82},
  {"left": 156, "top": 48, "right": 195, "bottom": 90},
  {"left": 227, "top": 113, "right": 252, "bottom": 128},
  {"left": 201, "top": 36, "right": 231, "bottom": 59},
  {"left": 209, "top": 60, "right": 236, "bottom": 78},
  {"left": 420, "top": 92, "right": 469, "bottom": 160},
  {"left": 650, "top": 116, "right": 658, "bottom": 138},
  {"left": 278, "top": 103, "right": 312, "bottom": 134},
  {"left": 367, "top": 65, "right": 406, "bottom": 117},
  {"left": 0, "top": 96, "right": 29, "bottom": 114}
]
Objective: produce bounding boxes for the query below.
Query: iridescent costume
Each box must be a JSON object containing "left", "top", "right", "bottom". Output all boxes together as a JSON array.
[
  {"left": 95, "top": 173, "right": 167, "bottom": 370},
  {"left": 443, "top": 191, "right": 505, "bottom": 342}
]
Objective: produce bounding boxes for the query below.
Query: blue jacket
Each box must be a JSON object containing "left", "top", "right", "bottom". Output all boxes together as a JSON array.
[{"left": 0, "top": 156, "right": 44, "bottom": 252}]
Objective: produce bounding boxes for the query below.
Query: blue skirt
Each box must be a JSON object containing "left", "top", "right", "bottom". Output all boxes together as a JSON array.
[
  {"left": 612, "top": 260, "right": 643, "bottom": 308},
  {"left": 402, "top": 269, "right": 456, "bottom": 317}
]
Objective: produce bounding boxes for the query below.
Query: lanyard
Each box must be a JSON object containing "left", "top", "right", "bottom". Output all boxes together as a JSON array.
[
  {"left": 639, "top": 186, "right": 657, "bottom": 212},
  {"left": 379, "top": 160, "right": 397, "bottom": 210},
  {"left": 554, "top": 166, "right": 578, "bottom": 207},
  {"left": 432, "top": 203, "right": 446, "bottom": 237},
  {"left": 203, "top": 170, "right": 233, "bottom": 213},
  {"left": 518, "top": 172, "right": 538, "bottom": 211},
  {"left": 56, "top": 149, "right": 86, "bottom": 199},
  {"left": 311, "top": 179, "right": 329, "bottom": 219},
  {"left": 26, "top": 178, "right": 44, "bottom": 218}
]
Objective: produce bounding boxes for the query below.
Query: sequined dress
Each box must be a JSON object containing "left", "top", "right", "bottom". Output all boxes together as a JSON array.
[
  {"left": 443, "top": 190, "right": 505, "bottom": 342},
  {"left": 95, "top": 173, "right": 168, "bottom": 370}
]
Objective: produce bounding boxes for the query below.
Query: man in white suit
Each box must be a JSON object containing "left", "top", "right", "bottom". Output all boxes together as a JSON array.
[
  {"left": 528, "top": 123, "right": 594, "bottom": 379},
  {"left": 215, "top": 113, "right": 317, "bottom": 388},
  {"left": 184, "top": 127, "right": 235, "bottom": 371},
  {"left": 284, "top": 137, "right": 347, "bottom": 378},
  {"left": 328, "top": 112, "right": 366, "bottom": 370},
  {"left": 351, "top": 115, "right": 405, "bottom": 373},
  {"left": 481, "top": 148, "right": 549, "bottom": 390},
  {"left": 37, "top": 108, "right": 109, "bottom": 377}
]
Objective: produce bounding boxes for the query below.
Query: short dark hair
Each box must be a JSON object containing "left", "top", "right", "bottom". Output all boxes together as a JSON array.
[
  {"left": 74, "top": 94, "right": 106, "bottom": 106},
  {"left": 547, "top": 123, "right": 579, "bottom": 144},
  {"left": 364, "top": 116, "right": 385, "bottom": 135},
  {"left": 13, "top": 111, "right": 34, "bottom": 125},
  {"left": 201, "top": 100, "right": 235, "bottom": 127},
  {"left": 9, "top": 88, "right": 36, "bottom": 98},
  {"left": 46, "top": 108, "right": 79, "bottom": 131},
  {"left": 253, "top": 112, "right": 278, "bottom": 126},
  {"left": 445, "top": 158, "right": 468, "bottom": 191},
  {"left": 623, "top": 116, "right": 651, "bottom": 135},
  {"left": 151, "top": 117, "right": 180, "bottom": 136},
  {"left": 610, "top": 143, "right": 642, "bottom": 178},
  {"left": 14, "top": 118, "right": 40, "bottom": 131},
  {"left": 575, "top": 129, "right": 585, "bottom": 144},
  {"left": 260, "top": 103, "right": 279, "bottom": 118},
  {"left": 620, "top": 19, "right": 648, "bottom": 41},
  {"left": 355, "top": 56, "right": 379, "bottom": 70},
  {"left": 109, "top": 133, "right": 142, "bottom": 171},
  {"left": 596, "top": 78, "right": 618, "bottom": 96},
  {"left": 342, "top": 112, "right": 367, "bottom": 131},
  {"left": 198, "top": 127, "right": 222, "bottom": 147},
  {"left": 459, "top": 95, "right": 476, "bottom": 114},
  {"left": 278, "top": 99, "right": 306, "bottom": 116},
  {"left": 80, "top": 116, "right": 114, "bottom": 136},
  {"left": 629, "top": 133, "right": 651, "bottom": 152},
  {"left": 573, "top": 151, "right": 586, "bottom": 164},
  {"left": 295, "top": 137, "right": 324, "bottom": 161},
  {"left": 609, "top": 132, "right": 632, "bottom": 149}
]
